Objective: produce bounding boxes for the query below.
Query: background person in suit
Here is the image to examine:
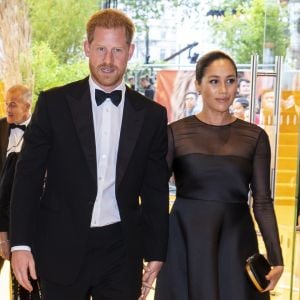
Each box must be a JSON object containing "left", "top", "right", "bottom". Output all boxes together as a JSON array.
[
  {"left": 10, "top": 8, "right": 169, "bottom": 300},
  {"left": 182, "top": 91, "right": 201, "bottom": 117},
  {"left": 0, "top": 111, "right": 8, "bottom": 279},
  {"left": 0, "top": 85, "right": 32, "bottom": 174},
  {"left": 0, "top": 85, "right": 41, "bottom": 299},
  {"left": 140, "top": 76, "right": 155, "bottom": 100}
]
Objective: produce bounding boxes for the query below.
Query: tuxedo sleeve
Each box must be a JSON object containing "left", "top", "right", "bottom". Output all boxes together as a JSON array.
[
  {"left": 10, "top": 92, "right": 51, "bottom": 248},
  {"left": 140, "top": 107, "right": 169, "bottom": 262},
  {"left": 0, "top": 152, "right": 19, "bottom": 231}
]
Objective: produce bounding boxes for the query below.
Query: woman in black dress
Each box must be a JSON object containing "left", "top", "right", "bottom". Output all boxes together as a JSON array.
[{"left": 154, "top": 50, "right": 283, "bottom": 300}]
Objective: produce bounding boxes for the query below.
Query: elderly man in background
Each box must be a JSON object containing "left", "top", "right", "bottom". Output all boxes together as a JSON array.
[{"left": 0, "top": 84, "right": 41, "bottom": 299}]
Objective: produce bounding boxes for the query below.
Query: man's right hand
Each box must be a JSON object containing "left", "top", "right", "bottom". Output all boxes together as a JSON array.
[{"left": 11, "top": 250, "right": 37, "bottom": 292}]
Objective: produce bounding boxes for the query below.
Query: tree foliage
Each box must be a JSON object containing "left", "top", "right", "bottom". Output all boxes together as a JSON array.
[
  {"left": 31, "top": 41, "right": 88, "bottom": 104},
  {"left": 26, "top": 0, "right": 99, "bottom": 64},
  {"left": 209, "top": 0, "right": 290, "bottom": 64},
  {"left": 119, "top": 0, "right": 201, "bottom": 31},
  {"left": 24, "top": 0, "right": 98, "bottom": 104}
]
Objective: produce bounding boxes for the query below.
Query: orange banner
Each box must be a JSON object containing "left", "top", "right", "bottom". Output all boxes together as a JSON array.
[{"left": 155, "top": 70, "right": 201, "bottom": 123}]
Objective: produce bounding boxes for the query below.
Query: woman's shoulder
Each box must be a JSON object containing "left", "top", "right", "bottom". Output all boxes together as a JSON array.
[
  {"left": 233, "top": 119, "right": 270, "bottom": 144},
  {"left": 234, "top": 118, "right": 265, "bottom": 132}
]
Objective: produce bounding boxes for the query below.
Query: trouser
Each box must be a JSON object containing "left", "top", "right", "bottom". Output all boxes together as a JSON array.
[{"left": 40, "top": 223, "right": 131, "bottom": 300}]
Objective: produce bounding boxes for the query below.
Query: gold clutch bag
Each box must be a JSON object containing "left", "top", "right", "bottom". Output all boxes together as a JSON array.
[{"left": 246, "top": 253, "right": 271, "bottom": 292}]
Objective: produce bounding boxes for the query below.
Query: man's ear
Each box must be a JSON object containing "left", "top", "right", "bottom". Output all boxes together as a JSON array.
[
  {"left": 128, "top": 44, "right": 135, "bottom": 61},
  {"left": 25, "top": 102, "right": 31, "bottom": 113},
  {"left": 84, "top": 40, "right": 90, "bottom": 57}
]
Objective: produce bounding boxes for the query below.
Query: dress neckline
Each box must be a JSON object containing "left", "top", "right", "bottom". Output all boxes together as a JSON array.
[{"left": 193, "top": 115, "right": 238, "bottom": 127}]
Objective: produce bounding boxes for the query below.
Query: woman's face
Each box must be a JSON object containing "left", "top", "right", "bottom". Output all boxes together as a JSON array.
[
  {"left": 195, "top": 59, "right": 237, "bottom": 114},
  {"left": 232, "top": 102, "right": 245, "bottom": 119}
]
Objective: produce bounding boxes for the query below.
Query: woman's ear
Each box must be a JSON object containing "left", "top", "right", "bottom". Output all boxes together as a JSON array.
[{"left": 194, "top": 79, "right": 201, "bottom": 95}]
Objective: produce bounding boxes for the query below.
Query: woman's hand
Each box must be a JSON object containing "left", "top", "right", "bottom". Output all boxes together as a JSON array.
[
  {"left": 139, "top": 261, "right": 163, "bottom": 300},
  {"left": 264, "top": 265, "right": 284, "bottom": 291}
]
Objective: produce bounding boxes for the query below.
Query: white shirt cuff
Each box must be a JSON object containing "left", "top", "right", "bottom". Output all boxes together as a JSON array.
[{"left": 11, "top": 246, "right": 31, "bottom": 252}]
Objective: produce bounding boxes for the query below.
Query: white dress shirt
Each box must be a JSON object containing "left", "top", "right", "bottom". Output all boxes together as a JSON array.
[
  {"left": 89, "top": 76, "right": 123, "bottom": 227},
  {"left": 7, "top": 117, "right": 31, "bottom": 156}
]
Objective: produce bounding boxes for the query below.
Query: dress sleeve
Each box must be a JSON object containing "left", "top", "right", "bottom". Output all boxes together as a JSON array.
[
  {"left": 250, "top": 129, "right": 284, "bottom": 266},
  {"left": 167, "top": 125, "right": 175, "bottom": 175}
]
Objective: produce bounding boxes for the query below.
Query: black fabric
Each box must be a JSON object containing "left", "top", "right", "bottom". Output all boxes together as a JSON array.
[
  {"left": 155, "top": 116, "right": 283, "bottom": 300},
  {"left": 11, "top": 268, "right": 41, "bottom": 300},
  {"left": 0, "top": 152, "right": 19, "bottom": 231},
  {"left": 95, "top": 89, "right": 122, "bottom": 106},
  {"left": 0, "top": 151, "right": 42, "bottom": 299},
  {"left": 0, "top": 117, "right": 9, "bottom": 274},
  {"left": 0, "top": 118, "right": 9, "bottom": 173},
  {"left": 10, "top": 79, "right": 169, "bottom": 292},
  {"left": 246, "top": 253, "right": 271, "bottom": 291},
  {"left": 9, "top": 123, "right": 27, "bottom": 132},
  {"left": 40, "top": 223, "right": 130, "bottom": 300},
  {"left": 0, "top": 257, "right": 4, "bottom": 275}
]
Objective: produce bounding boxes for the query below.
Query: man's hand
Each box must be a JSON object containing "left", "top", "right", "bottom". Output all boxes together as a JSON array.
[
  {"left": 139, "top": 261, "right": 163, "bottom": 300},
  {"left": 11, "top": 250, "right": 37, "bottom": 292},
  {"left": 0, "top": 232, "right": 10, "bottom": 260}
]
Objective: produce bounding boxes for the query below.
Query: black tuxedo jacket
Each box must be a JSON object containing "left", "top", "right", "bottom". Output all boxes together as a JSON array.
[
  {"left": 0, "top": 117, "right": 9, "bottom": 172},
  {"left": 11, "top": 77, "right": 169, "bottom": 294},
  {"left": 0, "top": 118, "right": 9, "bottom": 231}
]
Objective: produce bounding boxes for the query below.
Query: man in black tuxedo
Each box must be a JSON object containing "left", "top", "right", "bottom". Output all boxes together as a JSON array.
[
  {"left": 0, "top": 85, "right": 31, "bottom": 173},
  {"left": 0, "top": 86, "right": 32, "bottom": 259},
  {"left": 10, "top": 9, "right": 169, "bottom": 300},
  {"left": 0, "top": 116, "right": 8, "bottom": 275},
  {"left": 0, "top": 85, "right": 41, "bottom": 299}
]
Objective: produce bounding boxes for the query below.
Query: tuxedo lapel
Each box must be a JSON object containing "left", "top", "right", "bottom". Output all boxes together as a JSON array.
[
  {"left": 116, "top": 88, "right": 145, "bottom": 188},
  {"left": 0, "top": 119, "right": 9, "bottom": 170},
  {"left": 66, "top": 78, "right": 97, "bottom": 184},
  {"left": 1, "top": 124, "right": 9, "bottom": 152}
]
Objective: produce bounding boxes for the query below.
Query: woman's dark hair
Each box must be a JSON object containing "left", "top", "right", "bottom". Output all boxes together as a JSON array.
[
  {"left": 234, "top": 97, "right": 249, "bottom": 109},
  {"left": 195, "top": 50, "right": 237, "bottom": 83},
  {"left": 238, "top": 78, "right": 250, "bottom": 88}
]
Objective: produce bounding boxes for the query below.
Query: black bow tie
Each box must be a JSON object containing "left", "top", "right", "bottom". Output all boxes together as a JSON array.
[
  {"left": 9, "top": 123, "right": 27, "bottom": 132},
  {"left": 95, "top": 89, "right": 122, "bottom": 107}
]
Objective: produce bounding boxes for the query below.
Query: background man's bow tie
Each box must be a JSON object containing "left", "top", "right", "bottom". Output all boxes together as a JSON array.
[
  {"left": 95, "top": 89, "right": 122, "bottom": 106},
  {"left": 9, "top": 123, "right": 27, "bottom": 132}
]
